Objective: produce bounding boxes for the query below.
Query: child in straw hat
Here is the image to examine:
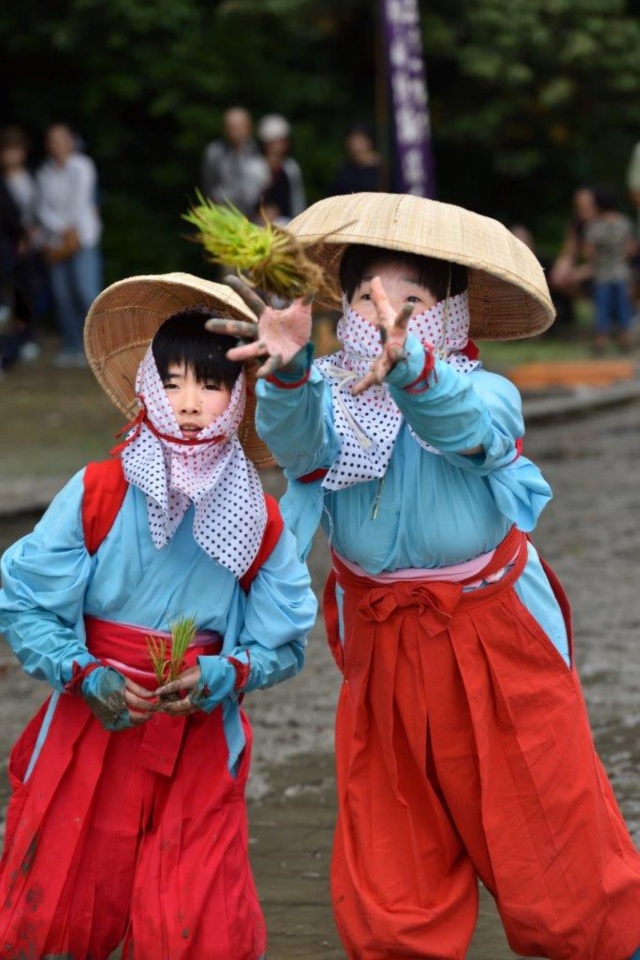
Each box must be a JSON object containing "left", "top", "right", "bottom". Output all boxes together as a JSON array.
[
  {"left": 0, "top": 273, "right": 317, "bottom": 959},
  {"left": 209, "top": 193, "right": 640, "bottom": 960}
]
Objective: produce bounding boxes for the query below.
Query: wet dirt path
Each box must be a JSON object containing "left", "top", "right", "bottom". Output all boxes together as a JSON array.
[{"left": 1, "top": 400, "right": 639, "bottom": 958}]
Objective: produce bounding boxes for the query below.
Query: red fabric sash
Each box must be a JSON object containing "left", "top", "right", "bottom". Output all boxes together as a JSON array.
[
  {"left": 324, "top": 525, "right": 526, "bottom": 673},
  {"left": 84, "top": 616, "right": 222, "bottom": 689},
  {"left": 84, "top": 617, "right": 223, "bottom": 776}
]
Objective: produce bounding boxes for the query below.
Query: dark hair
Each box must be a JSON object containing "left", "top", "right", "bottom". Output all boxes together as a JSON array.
[
  {"left": 0, "top": 126, "right": 30, "bottom": 152},
  {"left": 339, "top": 244, "right": 468, "bottom": 304},
  {"left": 152, "top": 306, "right": 242, "bottom": 388},
  {"left": 592, "top": 184, "right": 619, "bottom": 214},
  {"left": 346, "top": 122, "right": 375, "bottom": 142}
]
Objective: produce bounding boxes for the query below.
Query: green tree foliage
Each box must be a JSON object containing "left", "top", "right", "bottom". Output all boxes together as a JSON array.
[
  {"left": 2, "top": 0, "right": 638, "bottom": 276},
  {"left": 421, "top": 0, "right": 640, "bottom": 245}
]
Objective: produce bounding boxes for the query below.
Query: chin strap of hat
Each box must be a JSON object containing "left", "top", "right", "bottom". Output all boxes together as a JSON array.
[
  {"left": 110, "top": 396, "right": 148, "bottom": 456},
  {"left": 110, "top": 395, "right": 225, "bottom": 456},
  {"left": 436, "top": 266, "right": 453, "bottom": 361}
]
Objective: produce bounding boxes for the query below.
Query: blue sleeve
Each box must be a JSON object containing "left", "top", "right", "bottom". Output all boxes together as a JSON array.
[
  {"left": 386, "top": 334, "right": 521, "bottom": 471},
  {"left": 386, "top": 335, "right": 551, "bottom": 530},
  {"left": 228, "top": 525, "right": 317, "bottom": 692},
  {"left": 197, "top": 525, "right": 317, "bottom": 703},
  {"left": 0, "top": 470, "right": 98, "bottom": 690},
  {"left": 255, "top": 345, "right": 341, "bottom": 480}
]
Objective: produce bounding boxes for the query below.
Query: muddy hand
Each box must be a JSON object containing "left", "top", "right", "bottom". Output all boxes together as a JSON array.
[
  {"left": 351, "top": 276, "right": 412, "bottom": 396},
  {"left": 155, "top": 665, "right": 202, "bottom": 716},
  {"left": 124, "top": 677, "right": 157, "bottom": 725},
  {"left": 211, "top": 275, "right": 313, "bottom": 378},
  {"left": 204, "top": 275, "right": 264, "bottom": 342},
  {"left": 83, "top": 666, "right": 154, "bottom": 731}
]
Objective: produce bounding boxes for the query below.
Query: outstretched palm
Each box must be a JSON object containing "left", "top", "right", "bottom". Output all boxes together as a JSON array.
[
  {"left": 208, "top": 273, "right": 411, "bottom": 391},
  {"left": 206, "top": 276, "right": 313, "bottom": 378}
]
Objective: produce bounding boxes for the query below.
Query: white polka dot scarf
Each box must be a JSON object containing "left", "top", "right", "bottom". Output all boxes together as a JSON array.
[
  {"left": 120, "top": 346, "right": 266, "bottom": 578},
  {"left": 315, "top": 291, "right": 480, "bottom": 490}
]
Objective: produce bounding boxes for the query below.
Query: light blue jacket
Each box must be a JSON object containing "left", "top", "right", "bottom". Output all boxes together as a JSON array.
[
  {"left": 0, "top": 470, "right": 317, "bottom": 769},
  {"left": 255, "top": 336, "right": 569, "bottom": 665}
]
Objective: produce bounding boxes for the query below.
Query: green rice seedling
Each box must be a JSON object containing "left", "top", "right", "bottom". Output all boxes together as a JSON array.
[
  {"left": 182, "top": 193, "right": 326, "bottom": 301},
  {"left": 146, "top": 615, "right": 198, "bottom": 700},
  {"left": 146, "top": 632, "right": 169, "bottom": 687}
]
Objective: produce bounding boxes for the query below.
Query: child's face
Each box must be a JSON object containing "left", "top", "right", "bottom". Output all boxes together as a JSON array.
[
  {"left": 349, "top": 261, "right": 437, "bottom": 324},
  {"left": 162, "top": 363, "right": 232, "bottom": 437}
]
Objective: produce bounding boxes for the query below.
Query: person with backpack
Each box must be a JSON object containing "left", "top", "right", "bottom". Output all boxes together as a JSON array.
[
  {"left": 208, "top": 192, "right": 640, "bottom": 960},
  {"left": 0, "top": 273, "right": 317, "bottom": 959}
]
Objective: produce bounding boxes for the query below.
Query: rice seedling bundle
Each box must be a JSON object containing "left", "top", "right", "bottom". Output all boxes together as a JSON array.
[
  {"left": 147, "top": 615, "right": 198, "bottom": 700},
  {"left": 183, "top": 193, "right": 325, "bottom": 301}
]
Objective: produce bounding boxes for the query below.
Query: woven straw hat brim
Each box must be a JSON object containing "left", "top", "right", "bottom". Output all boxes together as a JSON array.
[
  {"left": 288, "top": 193, "right": 555, "bottom": 340},
  {"left": 84, "top": 272, "right": 275, "bottom": 469}
]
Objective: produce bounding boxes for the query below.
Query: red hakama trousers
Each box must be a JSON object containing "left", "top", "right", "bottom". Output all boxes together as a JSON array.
[
  {"left": 324, "top": 530, "right": 640, "bottom": 960},
  {"left": 0, "top": 619, "right": 266, "bottom": 960}
]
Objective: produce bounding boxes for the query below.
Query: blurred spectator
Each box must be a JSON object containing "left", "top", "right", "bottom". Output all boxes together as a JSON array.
[
  {"left": 330, "top": 123, "right": 383, "bottom": 196},
  {"left": 626, "top": 140, "right": 640, "bottom": 304},
  {"left": 36, "top": 123, "right": 102, "bottom": 366},
  {"left": 628, "top": 140, "right": 640, "bottom": 221},
  {"left": 257, "top": 114, "right": 306, "bottom": 223},
  {"left": 0, "top": 164, "right": 24, "bottom": 378},
  {"left": 0, "top": 155, "right": 23, "bottom": 314},
  {"left": 0, "top": 125, "right": 48, "bottom": 363},
  {"left": 548, "top": 186, "right": 596, "bottom": 335},
  {"left": 1, "top": 126, "right": 37, "bottom": 232},
  {"left": 510, "top": 222, "right": 576, "bottom": 340},
  {"left": 584, "top": 184, "right": 637, "bottom": 354},
  {"left": 201, "top": 107, "right": 270, "bottom": 219},
  {"left": 509, "top": 223, "right": 535, "bottom": 252}
]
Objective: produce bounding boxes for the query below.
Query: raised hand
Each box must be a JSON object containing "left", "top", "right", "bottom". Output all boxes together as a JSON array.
[
  {"left": 205, "top": 275, "right": 313, "bottom": 378},
  {"left": 351, "top": 277, "right": 413, "bottom": 396}
]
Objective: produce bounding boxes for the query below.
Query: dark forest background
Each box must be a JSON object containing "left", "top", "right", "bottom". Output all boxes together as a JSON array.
[{"left": 2, "top": 0, "right": 639, "bottom": 282}]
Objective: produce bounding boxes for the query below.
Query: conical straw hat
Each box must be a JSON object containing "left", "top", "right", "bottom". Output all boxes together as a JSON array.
[
  {"left": 288, "top": 193, "right": 555, "bottom": 340},
  {"left": 84, "top": 272, "right": 275, "bottom": 468}
]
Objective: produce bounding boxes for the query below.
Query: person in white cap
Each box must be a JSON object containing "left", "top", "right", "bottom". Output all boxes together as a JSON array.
[{"left": 257, "top": 113, "right": 306, "bottom": 223}]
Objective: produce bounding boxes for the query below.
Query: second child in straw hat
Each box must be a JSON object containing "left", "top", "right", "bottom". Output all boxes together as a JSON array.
[
  {"left": 209, "top": 194, "right": 640, "bottom": 960},
  {"left": 0, "top": 273, "right": 317, "bottom": 959}
]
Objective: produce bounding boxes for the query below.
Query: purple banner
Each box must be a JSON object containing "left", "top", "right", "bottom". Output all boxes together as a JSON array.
[{"left": 379, "top": 0, "right": 436, "bottom": 198}]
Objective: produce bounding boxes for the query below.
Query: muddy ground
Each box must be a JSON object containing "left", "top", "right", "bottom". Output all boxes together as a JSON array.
[{"left": 1, "top": 399, "right": 639, "bottom": 958}]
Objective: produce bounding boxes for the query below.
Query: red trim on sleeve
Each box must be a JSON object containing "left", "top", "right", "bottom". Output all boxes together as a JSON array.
[
  {"left": 403, "top": 348, "right": 436, "bottom": 395},
  {"left": 265, "top": 368, "right": 311, "bottom": 389},
  {"left": 462, "top": 339, "right": 480, "bottom": 360},
  {"left": 64, "top": 659, "right": 104, "bottom": 696},
  {"left": 227, "top": 654, "right": 251, "bottom": 692},
  {"left": 297, "top": 467, "right": 329, "bottom": 484}
]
